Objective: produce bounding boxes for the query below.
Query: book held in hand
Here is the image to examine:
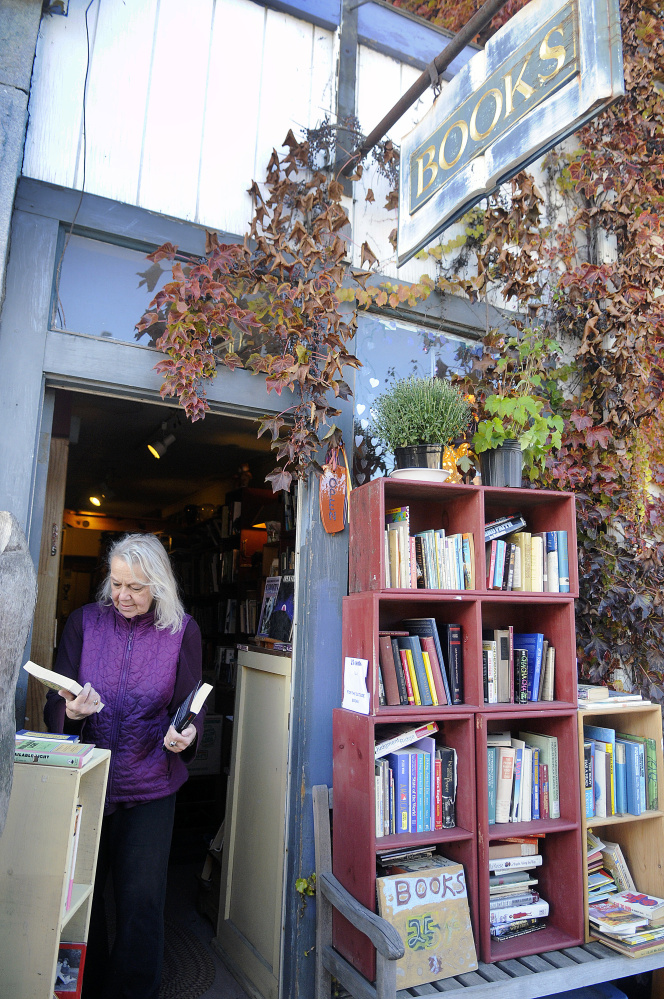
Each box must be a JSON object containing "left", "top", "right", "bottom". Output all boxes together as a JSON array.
[
  {"left": 170, "top": 681, "right": 213, "bottom": 733},
  {"left": 23, "top": 660, "right": 104, "bottom": 711}
]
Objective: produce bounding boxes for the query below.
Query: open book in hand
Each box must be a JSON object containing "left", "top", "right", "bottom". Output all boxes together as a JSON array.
[
  {"left": 23, "top": 660, "right": 104, "bottom": 712},
  {"left": 170, "top": 681, "right": 213, "bottom": 733}
]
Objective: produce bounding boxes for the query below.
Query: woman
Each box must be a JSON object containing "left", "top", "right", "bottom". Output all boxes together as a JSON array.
[{"left": 45, "top": 533, "right": 204, "bottom": 999}]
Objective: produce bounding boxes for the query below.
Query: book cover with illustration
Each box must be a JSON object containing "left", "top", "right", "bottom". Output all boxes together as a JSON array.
[
  {"left": 257, "top": 574, "right": 295, "bottom": 641},
  {"left": 376, "top": 861, "right": 477, "bottom": 987}
]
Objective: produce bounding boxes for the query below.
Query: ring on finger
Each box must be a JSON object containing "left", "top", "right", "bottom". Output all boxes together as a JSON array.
[{"left": 169, "top": 741, "right": 177, "bottom": 747}]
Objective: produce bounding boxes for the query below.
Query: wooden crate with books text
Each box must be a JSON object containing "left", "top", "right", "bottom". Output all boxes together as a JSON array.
[
  {"left": 335, "top": 477, "right": 583, "bottom": 973},
  {"left": 577, "top": 703, "right": 664, "bottom": 948}
]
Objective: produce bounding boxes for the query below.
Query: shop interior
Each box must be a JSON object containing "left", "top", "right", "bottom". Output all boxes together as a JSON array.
[{"left": 33, "top": 389, "right": 297, "bottom": 931}]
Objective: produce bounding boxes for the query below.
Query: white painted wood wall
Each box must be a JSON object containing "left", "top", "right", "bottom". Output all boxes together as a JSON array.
[{"left": 23, "top": 0, "right": 338, "bottom": 239}]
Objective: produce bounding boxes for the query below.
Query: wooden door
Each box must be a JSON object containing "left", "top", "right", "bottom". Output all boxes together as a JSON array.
[{"left": 213, "top": 646, "right": 292, "bottom": 999}]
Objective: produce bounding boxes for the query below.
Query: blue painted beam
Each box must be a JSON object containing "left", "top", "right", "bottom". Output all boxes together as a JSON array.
[
  {"left": 357, "top": 0, "right": 480, "bottom": 74},
  {"left": 253, "top": 0, "right": 341, "bottom": 30}
]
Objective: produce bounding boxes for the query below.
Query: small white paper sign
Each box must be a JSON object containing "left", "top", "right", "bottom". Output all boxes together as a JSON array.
[{"left": 342, "top": 656, "right": 370, "bottom": 714}]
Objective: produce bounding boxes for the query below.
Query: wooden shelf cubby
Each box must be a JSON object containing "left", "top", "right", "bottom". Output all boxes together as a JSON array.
[{"left": 577, "top": 703, "right": 664, "bottom": 943}]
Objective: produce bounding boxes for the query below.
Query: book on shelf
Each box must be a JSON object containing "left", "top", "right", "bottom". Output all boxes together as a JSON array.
[
  {"left": 376, "top": 862, "right": 478, "bottom": 986},
  {"left": 487, "top": 746, "right": 497, "bottom": 824},
  {"left": 55, "top": 941, "right": 86, "bottom": 999},
  {"left": 579, "top": 694, "right": 650, "bottom": 709},
  {"left": 256, "top": 574, "right": 294, "bottom": 641},
  {"left": 170, "top": 680, "right": 213, "bottom": 733},
  {"left": 509, "top": 737, "right": 525, "bottom": 823},
  {"left": 578, "top": 684, "right": 610, "bottom": 701},
  {"left": 400, "top": 618, "right": 456, "bottom": 705},
  {"left": 583, "top": 741, "right": 595, "bottom": 818},
  {"left": 588, "top": 899, "right": 648, "bottom": 935},
  {"left": 489, "top": 899, "right": 549, "bottom": 924},
  {"left": 484, "top": 514, "right": 527, "bottom": 542},
  {"left": 612, "top": 891, "right": 664, "bottom": 919},
  {"left": 494, "top": 746, "right": 515, "bottom": 824},
  {"left": 617, "top": 731, "right": 658, "bottom": 810},
  {"left": 591, "top": 925, "right": 664, "bottom": 957},
  {"left": 487, "top": 730, "right": 512, "bottom": 747},
  {"left": 488, "top": 841, "right": 539, "bottom": 859},
  {"left": 584, "top": 724, "right": 616, "bottom": 813},
  {"left": 378, "top": 632, "right": 409, "bottom": 706},
  {"left": 490, "top": 919, "right": 546, "bottom": 941},
  {"left": 518, "top": 731, "right": 559, "bottom": 819},
  {"left": 601, "top": 840, "right": 637, "bottom": 893},
  {"left": 488, "top": 854, "right": 544, "bottom": 872},
  {"left": 395, "top": 636, "right": 433, "bottom": 707},
  {"left": 512, "top": 633, "right": 544, "bottom": 702},
  {"left": 23, "top": 661, "right": 104, "bottom": 711},
  {"left": 489, "top": 889, "right": 540, "bottom": 909},
  {"left": 14, "top": 738, "right": 95, "bottom": 768},
  {"left": 374, "top": 721, "right": 439, "bottom": 759}
]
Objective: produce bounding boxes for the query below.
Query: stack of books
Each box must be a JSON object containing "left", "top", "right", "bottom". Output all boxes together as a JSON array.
[
  {"left": 482, "top": 627, "right": 555, "bottom": 704},
  {"left": 589, "top": 891, "right": 664, "bottom": 957},
  {"left": 578, "top": 684, "right": 649, "bottom": 710},
  {"left": 489, "top": 840, "right": 549, "bottom": 941},
  {"left": 383, "top": 505, "right": 475, "bottom": 590},
  {"left": 14, "top": 736, "right": 95, "bottom": 769},
  {"left": 586, "top": 832, "right": 636, "bottom": 906},
  {"left": 487, "top": 730, "right": 559, "bottom": 824},
  {"left": 582, "top": 722, "right": 658, "bottom": 819},
  {"left": 484, "top": 515, "right": 569, "bottom": 593},
  {"left": 374, "top": 722, "right": 457, "bottom": 837},
  {"left": 378, "top": 617, "right": 463, "bottom": 707}
]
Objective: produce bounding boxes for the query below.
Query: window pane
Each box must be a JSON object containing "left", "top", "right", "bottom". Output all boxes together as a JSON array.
[
  {"left": 54, "top": 234, "right": 170, "bottom": 345},
  {"left": 352, "top": 314, "right": 481, "bottom": 484}
]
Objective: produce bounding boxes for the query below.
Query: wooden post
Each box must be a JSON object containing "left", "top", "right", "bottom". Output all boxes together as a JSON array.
[{"left": 25, "top": 435, "right": 69, "bottom": 730}]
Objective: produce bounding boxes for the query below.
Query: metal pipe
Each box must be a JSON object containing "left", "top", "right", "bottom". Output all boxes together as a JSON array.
[{"left": 339, "top": 0, "right": 512, "bottom": 175}]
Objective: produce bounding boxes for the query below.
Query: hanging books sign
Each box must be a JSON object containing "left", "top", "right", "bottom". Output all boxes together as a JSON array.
[
  {"left": 319, "top": 445, "right": 351, "bottom": 534},
  {"left": 397, "top": 0, "right": 624, "bottom": 263}
]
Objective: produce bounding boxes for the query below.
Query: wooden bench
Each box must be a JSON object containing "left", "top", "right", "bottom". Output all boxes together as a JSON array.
[{"left": 312, "top": 785, "right": 664, "bottom": 999}]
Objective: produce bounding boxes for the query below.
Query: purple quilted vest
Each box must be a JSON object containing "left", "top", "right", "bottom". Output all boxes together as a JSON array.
[{"left": 79, "top": 603, "right": 190, "bottom": 805}]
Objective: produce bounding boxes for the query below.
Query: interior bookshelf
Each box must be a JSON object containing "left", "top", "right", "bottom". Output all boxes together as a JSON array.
[
  {"left": 333, "top": 477, "right": 584, "bottom": 975},
  {"left": 577, "top": 703, "right": 664, "bottom": 943},
  {"left": 0, "top": 749, "right": 110, "bottom": 998}
]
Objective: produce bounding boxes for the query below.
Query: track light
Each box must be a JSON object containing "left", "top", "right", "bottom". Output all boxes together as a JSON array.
[
  {"left": 87, "top": 480, "right": 115, "bottom": 507},
  {"left": 147, "top": 424, "right": 176, "bottom": 459}
]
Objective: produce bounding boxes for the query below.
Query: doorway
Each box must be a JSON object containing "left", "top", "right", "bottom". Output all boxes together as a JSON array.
[{"left": 29, "top": 388, "right": 295, "bottom": 996}]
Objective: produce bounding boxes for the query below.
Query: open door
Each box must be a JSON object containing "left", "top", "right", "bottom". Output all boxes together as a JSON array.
[{"left": 213, "top": 646, "right": 292, "bottom": 999}]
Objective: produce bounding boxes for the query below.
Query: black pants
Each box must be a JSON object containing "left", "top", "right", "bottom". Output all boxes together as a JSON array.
[{"left": 82, "top": 794, "right": 176, "bottom": 999}]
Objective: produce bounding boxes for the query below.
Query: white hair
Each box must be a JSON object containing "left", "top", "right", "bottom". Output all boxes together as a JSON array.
[{"left": 99, "top": 533, "right": 185, "bottom": 633}]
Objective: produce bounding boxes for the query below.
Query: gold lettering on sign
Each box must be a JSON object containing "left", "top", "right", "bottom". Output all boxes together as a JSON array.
[
  {"left": 469, "top": 88, "right": 503, "bottom": 142},
  {"left": 503, "top": 59, "right": 535, "bottom": 116},
  {"left": 539, "top": 26, "right": 566, "bottom": 82},
  {"left": 439, "top": 120, "right": 469, "bottom": 170},
  {"left": 416, "top": 145, "right": 438, "bottom": 198}
]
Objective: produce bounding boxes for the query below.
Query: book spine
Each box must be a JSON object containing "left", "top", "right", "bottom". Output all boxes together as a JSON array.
[
  {"left": 484, "top": 516, "right": 527, "bottom": 541},
  {"left": 420, "top": 636, "right": 448, "bottom": 706},
  {"left": 389, "top": 754, "right": 411, "bottom": 833},
  {"left": 510, "top": 748, "right": 523, "bottom": 822},
  {"left": 421, "top": 651, "right": 439, "bottom": 706},
  {"left": 531, "top": 747, "right": 540, "bottom": 820},
  {"left": 490, "top": 900, "right": 549, "bottom": 923},
  {"left": 489, "top": 890, "right": 540, "bottom": 909},
  {"left": 400, "top": 637, "right": 433, "bottom": 707},
  {"left": 13, "top": 750, "right": 86, "bottom": 768},
  {"left": 556, "top": 530, "right": 569, "bottom": 592},
  {"left": 545, "top": 531, "right": 560, "bottom": 593},
  {"left": 487, "top": 747, "right": 497, "bottom": 825},
  {"left": 440, "top": 746, "right": 456, "bottom": 829},
  {"left": 540, "top": 763, "right": 549, "bottom": 818},
  {"left": 434, "top": 755, "right": 443, "bottom": 830},
  {"left": 445, "top": 624, "right": 464, "bottom": 705},
  {"left": 486, "top": 540, "right": 497, "bottom": 589},
  {"left": 393, "top": 638, "right": 415, "bottom": 705},
  {"left": 403, "top": 648, "right": 422, "bottom": 706},
  {"left": 584, "top": 741, "right": 595, "bottom": 818},
  {"left": 495, "top": 748, "right": 515, "bottom": 824}
]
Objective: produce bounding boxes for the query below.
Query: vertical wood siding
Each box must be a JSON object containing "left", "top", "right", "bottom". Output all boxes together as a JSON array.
[
  {"left": 23, "top": 0, "right": 337, "bottom": 237},
  {"left": 353, "top": 45, "right": 438, "bottom": 283}
]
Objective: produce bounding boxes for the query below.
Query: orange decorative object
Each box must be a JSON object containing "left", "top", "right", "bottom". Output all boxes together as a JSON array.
[
  {"left": 319, "top": 445, "right": 351, "bottom": 533},
  {"left": 442, "top": 442, "right": 475, "bottom": 483}
]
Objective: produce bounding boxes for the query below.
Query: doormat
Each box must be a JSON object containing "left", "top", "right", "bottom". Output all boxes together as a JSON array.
[{"left": 159, "top": 920, "right": 216, "bottom": 999}]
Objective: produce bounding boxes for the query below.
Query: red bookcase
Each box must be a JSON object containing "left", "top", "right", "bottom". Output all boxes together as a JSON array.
[{"left": 333, "top": 477, "right": 584, "bottom": 973}]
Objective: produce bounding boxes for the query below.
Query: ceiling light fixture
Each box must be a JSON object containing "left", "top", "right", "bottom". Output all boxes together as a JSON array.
[{"left": 147, "top": 422, "right": 177, "bottom": 459}]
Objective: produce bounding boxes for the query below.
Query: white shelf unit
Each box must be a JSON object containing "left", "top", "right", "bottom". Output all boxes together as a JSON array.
[{"left": 0, "top": 748, "right": 110, "bottom": 999}]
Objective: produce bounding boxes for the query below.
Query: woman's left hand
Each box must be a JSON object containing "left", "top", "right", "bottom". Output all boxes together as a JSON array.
[{"left": 164, "top": 723, "right": 197, "bottom": 753}]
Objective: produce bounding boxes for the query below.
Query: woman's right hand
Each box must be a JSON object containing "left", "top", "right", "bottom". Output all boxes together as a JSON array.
[{"left": 60, "top": 681, "right": 102, "bottom": 720}]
